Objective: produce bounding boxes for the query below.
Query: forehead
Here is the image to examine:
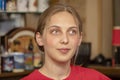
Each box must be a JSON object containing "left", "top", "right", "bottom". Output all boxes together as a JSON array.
[
  {"left": 47, "top": 11, "right": 77, "bottom": 25},
  {"left": 50, "top": 11, "right": 74, "bottom": 19}
]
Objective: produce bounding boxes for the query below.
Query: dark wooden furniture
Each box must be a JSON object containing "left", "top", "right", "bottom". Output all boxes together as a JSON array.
[
  {"left": 89, "top": 65, "right": 120, "bottom": 80},
  {"left": 0, "top": 70, "right": 32, "bottom": 80}
]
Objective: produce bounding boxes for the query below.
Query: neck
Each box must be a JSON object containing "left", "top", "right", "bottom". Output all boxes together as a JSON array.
[{"left": 39, "top": 57, "right": 71, "bottom": 80}]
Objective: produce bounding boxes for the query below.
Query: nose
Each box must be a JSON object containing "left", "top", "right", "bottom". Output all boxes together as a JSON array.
[{"left": 60, "top": 33, "right": 69, "bottom": 44}]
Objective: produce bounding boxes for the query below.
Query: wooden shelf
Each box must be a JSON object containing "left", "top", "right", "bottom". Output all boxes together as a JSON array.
[
  {"left": 0, "top": 70, "right": 32, "bottom": 78},
  {"left": 88, "top": 65, "right": 120, "bottom": 78}
]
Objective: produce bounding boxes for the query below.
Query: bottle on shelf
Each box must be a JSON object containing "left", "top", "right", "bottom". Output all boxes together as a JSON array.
[
  {"left": 0, "top": 0, "right": 6, "bottom": 11},
  {"left": 1, "top": 51, "right": 14, "bottom": 72},
  {"left": 6, "top": 0, "right": 17, "bottom": 12},
  {"left": 24, "top": 39, "right": 34, "bottom": 70},
  {"left": 17, "top": 0, "right": 28, "bottom": 12},
  {"left": 28, "top": 0, "right": 37, "bottom": 12},
  {"left": 12, "top": 52, "right": 24, "bottom": 73},
  {"left": 0, "top": 36, "right": 1, "bottom": 73}
]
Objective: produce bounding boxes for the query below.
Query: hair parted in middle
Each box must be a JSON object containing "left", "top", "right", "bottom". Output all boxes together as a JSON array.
[{"left": 35, "top": 3, "right": 82, "bottom": 64}]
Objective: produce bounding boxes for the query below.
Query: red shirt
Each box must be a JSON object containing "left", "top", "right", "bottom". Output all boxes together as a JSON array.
[{"left": 21, "top": 65, "right": 111, "bottom": 80}]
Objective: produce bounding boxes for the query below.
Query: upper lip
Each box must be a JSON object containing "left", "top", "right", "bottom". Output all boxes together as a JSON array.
[{"left": 57, "top": 48, "right": 70, "bottom": 50}]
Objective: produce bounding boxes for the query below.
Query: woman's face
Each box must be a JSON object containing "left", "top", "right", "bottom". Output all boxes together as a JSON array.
[{"left": 37, "top": 11, "right": 82, "bottom": 63}]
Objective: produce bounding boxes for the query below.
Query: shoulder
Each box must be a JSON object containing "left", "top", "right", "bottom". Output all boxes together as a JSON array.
[
  {"left": 20, "top": 69, "right": 41, "bottom": 80},
  {"left": 71, "top": 65, "right": 104, "bottom": 75},
  {"left": 71, "top": 65, "right": 99, "bottom": 73},
  {"left": 71, "top": 65, "right": 111, "bottom": 80}
]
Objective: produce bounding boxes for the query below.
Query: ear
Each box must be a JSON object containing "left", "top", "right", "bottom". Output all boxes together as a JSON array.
[
  {"left": 78, "top": 32, "right": 82, "bottom": 46},
  {"left": 35, "top": 32, "right": 44, "bottom": 46}
]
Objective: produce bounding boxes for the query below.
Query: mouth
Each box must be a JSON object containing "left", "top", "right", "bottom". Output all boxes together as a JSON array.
[{"left": 57, "top": 48, "right": 70, "bottom": 54}]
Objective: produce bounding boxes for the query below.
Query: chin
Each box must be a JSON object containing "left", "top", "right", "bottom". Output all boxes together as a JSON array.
[{"left": 54, "top": 57, "right": 71, "bottom": 64}]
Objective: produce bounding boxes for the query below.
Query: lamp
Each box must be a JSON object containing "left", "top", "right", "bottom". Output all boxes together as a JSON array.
[{"left": 112, "top": 26, "right": 120, "bottom": 66}]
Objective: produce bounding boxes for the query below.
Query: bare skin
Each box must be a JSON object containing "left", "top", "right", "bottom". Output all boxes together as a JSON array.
[{"left": 36, "top": 11, "right": 82, "bottom": 80}]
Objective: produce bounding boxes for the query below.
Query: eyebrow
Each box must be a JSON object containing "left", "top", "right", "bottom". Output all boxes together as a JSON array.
[
  {"left": 47, "top": 25, "right": 60, "bottom": 30},
  {"left": 69, "top": 26, "right": 78, "bottom": 29},
  {"left": 47, "top": 25, "right": 78, "bottom": 29}
]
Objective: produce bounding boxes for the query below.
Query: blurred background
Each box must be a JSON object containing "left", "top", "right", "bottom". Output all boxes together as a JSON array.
[{"left": 0, "top": 0, "right": 120, "bottom": 80}]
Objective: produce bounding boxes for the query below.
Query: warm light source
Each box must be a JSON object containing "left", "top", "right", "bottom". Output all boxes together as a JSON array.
[{"left": 112, "top": 26, "right": 120, "bottom": 46}]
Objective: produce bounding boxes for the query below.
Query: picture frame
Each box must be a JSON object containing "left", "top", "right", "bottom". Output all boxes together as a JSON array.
[{"left": 1, "top": 28, "right": 39, "bottom": 53}]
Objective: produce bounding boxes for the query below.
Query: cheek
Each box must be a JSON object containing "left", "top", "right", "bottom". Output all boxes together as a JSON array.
[
  {"left": 44, "top": 36, "right": 58, "bottom": 47},
  {"left": 71, "top": 37, "right": 80, "bottom": 46}
]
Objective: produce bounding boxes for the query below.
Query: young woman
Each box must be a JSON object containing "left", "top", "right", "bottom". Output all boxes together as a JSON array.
[{"left": 21, "top": 3, "right": 111, "bottom": 80}]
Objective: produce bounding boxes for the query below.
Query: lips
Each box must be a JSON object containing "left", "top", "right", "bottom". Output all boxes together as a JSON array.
[{"left": 57, "top": 48, "right": 70, "bottom": 54}]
